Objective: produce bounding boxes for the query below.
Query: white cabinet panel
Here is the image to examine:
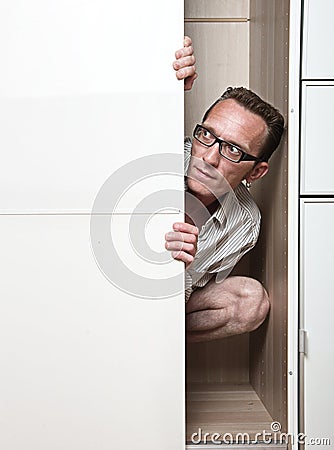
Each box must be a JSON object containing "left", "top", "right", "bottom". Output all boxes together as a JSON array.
[
  {"left": 300, "top": 83, "right": 334, "bottom": 195},
  {"left": 301, "top": 201, "right": 334, "bottom": 445},
  {"left": 0, "top": 214, "right": 184, "bottom": 450},
  {"left": 0, "top": 95, "right": 183, "bottom": 213},
  {"left": 302, "top": 0, "right": 334, "bottom": 79},
  {"left": 0, "top": 0, "right": 181, "bottom": 97},
  {"left": 0, "top": 0, "right": 183, "bottom": 213}
]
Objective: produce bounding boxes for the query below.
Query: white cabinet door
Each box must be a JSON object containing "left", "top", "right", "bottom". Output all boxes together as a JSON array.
[
  {"left": 302, "top": 0, "right": 334, "bottom": 79},
  {"left": 0, "top": 214, "right": 185, "bottom": 450},
  {"left": 0, "top": 0, "right": 183, "bottom": 213},
  {"left": 301, "top": 201, "right": 334, "bottom": 446},
  {"left": 300, "top": 83, "right": 334, "bottom": 195}
]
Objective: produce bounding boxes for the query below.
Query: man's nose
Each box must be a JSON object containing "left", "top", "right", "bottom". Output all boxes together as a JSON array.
[{"left": 203, "top": 142, "right": 220, "bottom": 167}]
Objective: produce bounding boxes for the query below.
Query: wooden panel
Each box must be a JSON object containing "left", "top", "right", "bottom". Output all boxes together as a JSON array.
[
  {"left": 184, "top": 22, "right": 249, "bottom": 137},
  {"left": 185, "top": 0, "right": 249, "bottom": 19},
  {"left": 248, "top": 0, "right": 289, "bottom": 432},
  {"left": 186, "top": 383, "right": 274, "bottom": 443},
  {"left": 187, "top": 335, "right": 249, "bottom": 384}
]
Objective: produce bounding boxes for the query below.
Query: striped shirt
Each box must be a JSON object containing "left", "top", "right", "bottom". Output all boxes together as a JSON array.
[{"left": 184, "top": 138, "right": 261, "bottom": 302}]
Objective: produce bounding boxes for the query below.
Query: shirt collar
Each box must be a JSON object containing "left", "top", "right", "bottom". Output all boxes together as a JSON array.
[{"left": 209, "top": 192, "right": 234, "bottom": 225}]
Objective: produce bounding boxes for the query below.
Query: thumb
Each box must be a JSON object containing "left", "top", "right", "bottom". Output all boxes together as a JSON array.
[{"left": 184, "top": 73, "right": 198, "bottom": 91}]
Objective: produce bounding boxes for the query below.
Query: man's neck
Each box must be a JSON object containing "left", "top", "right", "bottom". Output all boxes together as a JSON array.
[
  {"left": 206, "top": 199, "right": 219, "bottom": 215},
  {"left": 185, "top": 192, "right": 219, "bottom": 229}
]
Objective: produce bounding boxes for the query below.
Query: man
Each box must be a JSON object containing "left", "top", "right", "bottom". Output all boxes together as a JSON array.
[{"left": 165, "top": 38, "right": 285, "bottom": 343}]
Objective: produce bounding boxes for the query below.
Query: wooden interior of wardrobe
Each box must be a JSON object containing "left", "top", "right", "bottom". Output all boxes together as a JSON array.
[{"left": 184, "top": 0, "right": 289, "bottom": 444}]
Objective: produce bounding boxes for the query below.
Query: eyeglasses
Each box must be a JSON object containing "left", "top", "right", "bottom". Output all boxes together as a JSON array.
[{"left": 193, "top": 124, "right": 263, "bottom": 163}]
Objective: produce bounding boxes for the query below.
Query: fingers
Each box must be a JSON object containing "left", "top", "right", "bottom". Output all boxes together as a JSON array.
[
  {"left": 165, "top": 230, "right": 197, "bottom": 244},
  {"left": 184, "top": 73, "right": 198, "bottom": 91},
  {"left": 173, "top": 36, "right": 197, "bottom": 87},
  {"left": 172, "top": 222, "right": 199, "bottom": 235},
  {"left": 175, "top": 66, "right": 197, "bottom": 83},
  {"left": 184, "top": 35, "right": 192, "bottom": 47},
  {"left": 175, "top": 36, "right": 193, "bottom": 59},
  {"left": 173, "top": 53, "right": 196, "bottom": 81},
  {"left": 171, "top": 250, "right": 194, "bottom": 266},
  {"left": 173, "top": 55, "right": 196, "bottom": 72},
  {"left": 165, "top": 239, "right": 196, "bottom": 253},
  {"left": 165, "top": 222, "right": 199, "bottom": 267},
  {"left": 175, "top": 44, "right": 195, "bottom": 60}
]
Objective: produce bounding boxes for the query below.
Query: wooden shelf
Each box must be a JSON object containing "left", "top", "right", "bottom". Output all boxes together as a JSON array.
[{"left": 186, "top": 383, "right": 279, "bottom": 444}]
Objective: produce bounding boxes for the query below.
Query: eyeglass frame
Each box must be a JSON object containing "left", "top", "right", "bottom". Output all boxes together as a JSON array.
[{"left": 193, "top": 124, "right": 264, "bottom": 164}]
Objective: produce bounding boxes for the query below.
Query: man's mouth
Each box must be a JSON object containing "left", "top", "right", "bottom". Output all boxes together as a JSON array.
[{"left": 193, "top": 165, "right": 215, "bottom": 180}]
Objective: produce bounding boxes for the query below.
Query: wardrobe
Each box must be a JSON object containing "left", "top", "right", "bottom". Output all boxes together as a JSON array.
[{"left": 1, "top": 1, "right": 333, "bottom": 449}]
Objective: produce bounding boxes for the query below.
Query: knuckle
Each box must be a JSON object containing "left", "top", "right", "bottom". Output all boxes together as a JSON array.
[
  {"left": 187, "top": 254, "right": 194, "bottom": 264},
  {"left": 176, "top": 70, "right": 184, "bottom": 80},
  {"left": 184, "top": 36, "right": 191, "bottom": 46},
  {"left": 189, "top": 66, "right": 196, "bottom": 76},
  {"left": 176, "top": 250, "right": 185, "bottom": 261},
  {"left": 190, "top": 234, "right": 197, "bottom": 244},
  {"left": 188, "top": 244, "right": 195, "bottom": 254},
  {"left": 183, "top": 67, "right": 190, "bottom": 78}
]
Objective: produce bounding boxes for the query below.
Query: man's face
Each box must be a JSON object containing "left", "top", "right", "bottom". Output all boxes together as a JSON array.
[{"left": 187, "top": 99, "right": 268, "bottom": 206}]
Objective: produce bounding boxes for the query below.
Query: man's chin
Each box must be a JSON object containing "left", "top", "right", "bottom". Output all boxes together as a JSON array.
[
  {"left": 187, "top": 182, "right": 215, "bottom": 206},
  {"left": 187, "top": 178, "right": 229, "bottom": 203}
]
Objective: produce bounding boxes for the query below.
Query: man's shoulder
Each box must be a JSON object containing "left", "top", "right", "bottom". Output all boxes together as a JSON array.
[{"left": 184, "top": 137, "right": 192, "bottom": 152}]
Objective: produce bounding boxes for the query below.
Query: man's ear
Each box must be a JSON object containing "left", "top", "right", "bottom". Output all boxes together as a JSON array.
[{"left": 245, "top": 162, "right": 269, "bottom": 184}]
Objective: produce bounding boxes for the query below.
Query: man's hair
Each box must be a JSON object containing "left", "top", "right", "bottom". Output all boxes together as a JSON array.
[{"left": 202, "top": 86, "right": 285, "bottom": 162}]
